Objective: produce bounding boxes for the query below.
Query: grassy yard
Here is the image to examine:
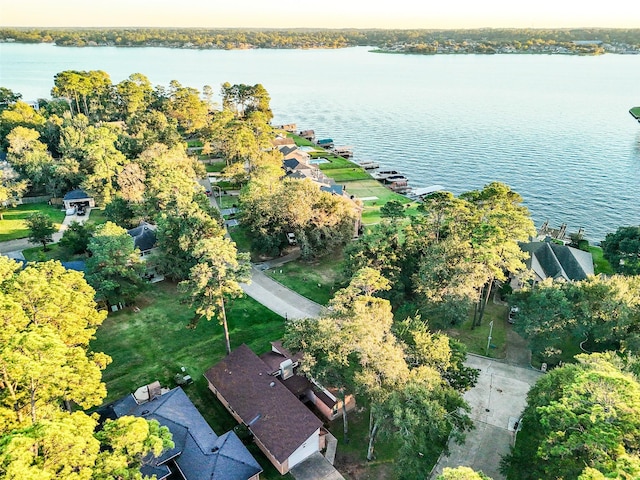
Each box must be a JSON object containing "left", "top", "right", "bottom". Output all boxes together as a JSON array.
[
  {"left": 324, "top": 168, "right": 372, "bottom": 182},
  {"left": 22, "top": 243, "right": 84, "bottom": 262},
  {"left": 447, "top": 302, "right": 509, "bottom": 359},
  {"left": 90, "top": 281, "right": 289, "bottom": 479},
  {"left": 0, "top": 203, "right": 66, "bottom": 241},
  {"left": 589, "top": 246, "right": 614, "bottom": 275},
  {"left": 265, "top": 252, "right": 346, "bottom": 305},
  {"left": 227, "top": 225, "right": 253, "bottom": 254},
  {"left": 343, "top": 179, "right": 419, "bottom": 225},
  {"left": 205, "top": 161, "right": 226, "bottom": 173},
  {"left": 85, "top": 207, "right": 108, "bottom": 226}
]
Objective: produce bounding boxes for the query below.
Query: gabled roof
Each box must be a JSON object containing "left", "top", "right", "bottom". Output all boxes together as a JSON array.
[
  {"left": 63, "top": 189, "right": 92, "bottom": 201},
  {"left": 127, "top": 222, "right": 157, "bottom": 252},
  {"left": 520, "top": 241, "right": 594, "bottom": 282},
  {"left": 111, "top": 387, "right": 262, "bottom": 480},
  {"left": 205, "top": 344, "right": 323, "bottom": 464},
  {"left": 278, "top": 145, "right": 298, "bottom": 156}
]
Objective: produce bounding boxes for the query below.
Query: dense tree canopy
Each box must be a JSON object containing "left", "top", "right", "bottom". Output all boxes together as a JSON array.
[
  {"left": 602, "top": 226, "right": 640, "bottom": 275},
  {"left": 240, "top": 177, "right": 359, "bottom": 258},
  {"left": 510, "top": 275, "right": 640, "bottom": 365},
  {"left": 343, "top": 183, "right": 534, "bottom": 328},
  {"left": 86, "top": 222, "right": 145, "bottom": 304},
  {"left": 0, "top": 257, "right": 173, "bottom": 479}
]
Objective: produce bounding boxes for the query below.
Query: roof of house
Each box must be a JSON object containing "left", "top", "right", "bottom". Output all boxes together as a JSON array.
[
  {"left": 61, "top": 260, "right": 87, "bottom": 273},
  {"left": 63, "top": 189, "right": 92, "bottom": 201},
  {"left": 111, "top": 387, "right": 262, "bottom": 480},
  {"left": 278, "top": 145, "right": 298, "bottom": 156},
  {"left": 127, "top": 222, "right": 157, "bottom": 252},
  {"left": 320, "top": 185, "right": 344, "bottom": 196},
  {"left": 520, "top": 241, "right": 594, "bottom": 282},
  {"left": 204, "top": 344, "right": 323, "bottom": 464}
]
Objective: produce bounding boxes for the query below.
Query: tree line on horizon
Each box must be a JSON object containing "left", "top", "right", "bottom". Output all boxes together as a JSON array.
[{"left": 1, "top": 27, "right": 640, "bottom": 50}]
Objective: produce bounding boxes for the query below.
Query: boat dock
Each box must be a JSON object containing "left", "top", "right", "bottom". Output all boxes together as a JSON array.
[
  {"left": 355, "top": 159, "right": 380, "bottom": 170},
  {"left": 409, "top": 185, "right": 445, "bottom": 200}
]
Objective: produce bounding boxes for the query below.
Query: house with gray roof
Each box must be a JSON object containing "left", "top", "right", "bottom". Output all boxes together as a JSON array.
[
  {"left": 127, "top": 222, "right": 158, "bottom": 256},
  {"left": 519, "top": 240, "right": 594, "bottom": 284},
  {"left": 205, "top": 344, "right": 324, "bottom": 475},
  {"left": 108, "top": 387, "right": 262, "bottom": 480}
]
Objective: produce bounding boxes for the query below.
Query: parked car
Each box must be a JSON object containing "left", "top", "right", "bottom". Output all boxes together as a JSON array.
[
  {"left": 65, "top": 207, "right": 76, "bottom": 215},
  {"left": 77, "top": 206, "right": 86, "bottom": 216},
  {"left": 286, "top": 232, "right": 297, "bottom": 245},
  {"left": 508, "top": 306, "right": 519, "bottom": 324}
]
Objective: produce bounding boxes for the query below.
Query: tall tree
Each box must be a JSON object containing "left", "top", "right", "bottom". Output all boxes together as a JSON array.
[
  {"left": 25, "top": 212, "right": 56, "bottom": 251},
  {"left": 153, "top": 198, "right": 224, "bottom": 280},
  {"left": 460, "top": 182, "right": 535, "bottom": 326},
  {"left": 6, "top": 126, "right": 53, "bottom": 188},
  {"left": 179, "top": 236, "right": 250, "bottom": 355},
  {"left": 438, "top": 467, "right": 492, "bottom": 480},
  {"left": 0, "top": 170, "right": 28, "bottom": 220}
]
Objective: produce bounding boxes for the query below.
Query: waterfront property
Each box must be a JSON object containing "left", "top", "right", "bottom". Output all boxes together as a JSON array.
[{"left": 518, "top": 240, "right": 594, "bottom": 285}]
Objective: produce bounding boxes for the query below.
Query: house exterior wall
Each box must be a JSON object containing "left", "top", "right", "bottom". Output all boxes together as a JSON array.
[
  {"left": 252, "top": 433, "right": 288, "bottom": 474},
  {"left": 287, "top": 428, "right": 320, "bottom": 469}
]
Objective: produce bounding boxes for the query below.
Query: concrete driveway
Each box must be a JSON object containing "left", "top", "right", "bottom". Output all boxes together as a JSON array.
[{"left": 430, "top": 355, "right": 543, "bottom": 479}]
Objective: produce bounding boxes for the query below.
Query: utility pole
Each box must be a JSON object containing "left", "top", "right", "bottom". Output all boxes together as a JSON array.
[{"left": 485, "top": 320, "right": 494, "bottom": 355}]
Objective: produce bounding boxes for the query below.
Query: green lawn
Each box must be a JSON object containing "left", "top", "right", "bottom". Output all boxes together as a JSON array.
[
  {"left": 343, "top": 179, "right": 419, "bottom": 225},
  {"left": 90, "top": 281, "right": 289, "bottom": 479},
  {"left": 265, "top": 252, "right": 346, "bottom": 305},
  {"left": 0, "top": 203, "right": 66, "bottom": 241},
  {"left": 205, "top": 161, "right": 226, "bottom": 173},
  {"left": 317, "top": 155, "right": 358, "bottom": 170},
  {"left": 324, "top": 168, "right": 372, "bottom": 182},
  {"left": 288, "top": 134, "right": 315, "bottom": 147},
  {"left": 85, "top": 207, "right": 108, "bottom": 226},
  {"left": 447, "top": 302, "right": 509, "bottom": 359},
  {"left": 589, "top": 246, "right": 614, "bottom": 275},
  {"left": 22, "top": 243, "right": 84, "bottom": 262}
]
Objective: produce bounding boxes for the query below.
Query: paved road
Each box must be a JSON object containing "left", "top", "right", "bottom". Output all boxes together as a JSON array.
[
  {"left": 242, "top": 266, "right": 325, "bottom": 320},
  {"left": 202, "top": 177, "right": 324, "bottom": 320}
]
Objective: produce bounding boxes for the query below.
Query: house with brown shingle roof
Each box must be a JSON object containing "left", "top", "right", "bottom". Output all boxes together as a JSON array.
[
  {"left": 259, "top": 342, "right": 356, "bottom": 423},
  {"left": 204, "top": 344, "right": 324, "bottom": 475}
]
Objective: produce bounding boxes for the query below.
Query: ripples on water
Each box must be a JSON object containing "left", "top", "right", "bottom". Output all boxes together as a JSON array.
[{"left": 2, "top": 44, "right": 639, "bottom": 241}]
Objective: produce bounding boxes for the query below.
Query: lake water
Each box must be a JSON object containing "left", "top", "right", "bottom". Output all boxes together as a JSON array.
[{"left": 2, "top": 43, "right": 640, "bottom": 241}]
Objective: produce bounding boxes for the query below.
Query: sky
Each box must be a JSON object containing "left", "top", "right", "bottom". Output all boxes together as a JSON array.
[{"left": 1, "top": 0, "right": 639, "bottom": 29}]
